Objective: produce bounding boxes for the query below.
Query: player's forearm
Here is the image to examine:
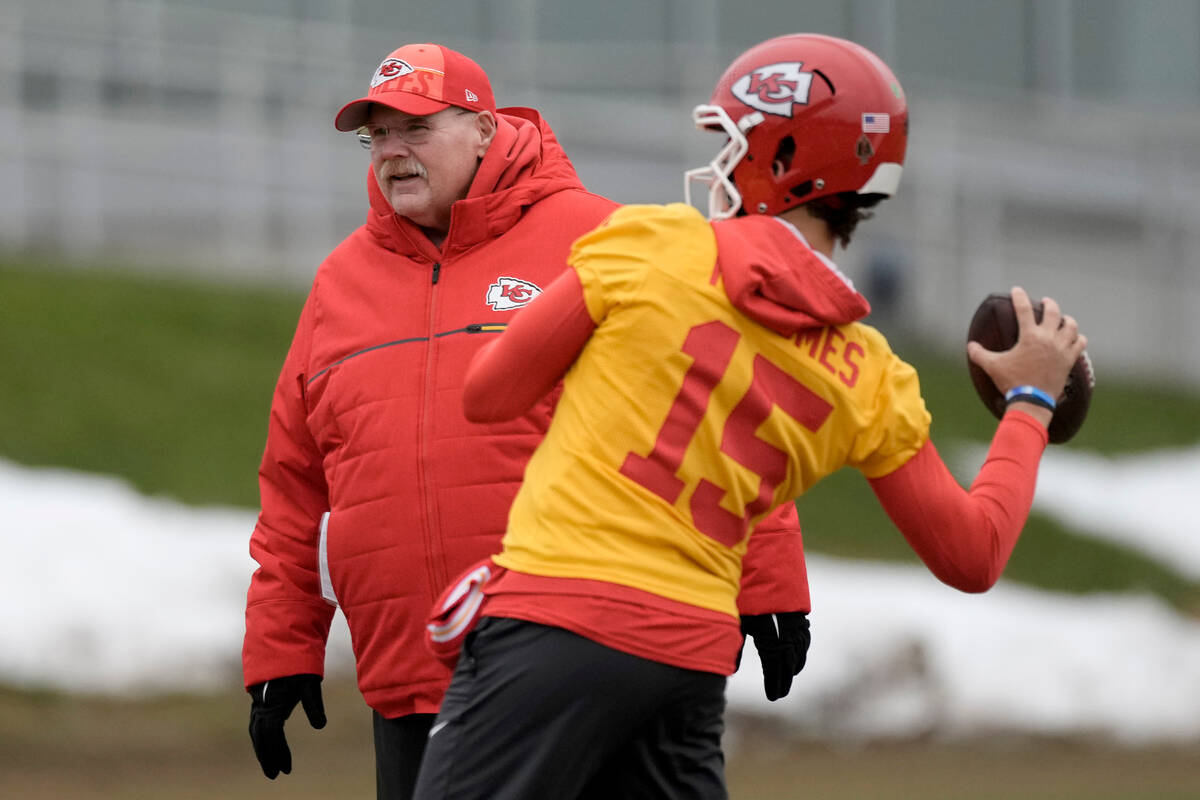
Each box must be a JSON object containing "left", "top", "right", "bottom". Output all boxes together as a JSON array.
[
  {"left": 738, "top": 503, "right": 810, "bottom": 614},
  {"left": 868, "top": 409, "right": 1048, "bottom": 592}
]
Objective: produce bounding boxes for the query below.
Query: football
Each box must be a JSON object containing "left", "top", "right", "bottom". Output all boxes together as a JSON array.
[{"left": 966, "top": 292, "right": 1095, "bottom": 444}]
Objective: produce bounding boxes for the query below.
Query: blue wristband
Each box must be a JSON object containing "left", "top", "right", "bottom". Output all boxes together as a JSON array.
[{"left": 1004, "top": 385, "right": 1056, "bottom": 412}]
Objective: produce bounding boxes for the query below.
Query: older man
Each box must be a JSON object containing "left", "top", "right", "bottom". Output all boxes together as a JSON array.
[{"left": 241, "top": 43, "right": 812, "bottom": 800}]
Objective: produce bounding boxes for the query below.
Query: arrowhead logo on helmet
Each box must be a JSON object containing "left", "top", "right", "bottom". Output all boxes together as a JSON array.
[{"left": 731, "top": 62, "right": 814, "bottom": 117}]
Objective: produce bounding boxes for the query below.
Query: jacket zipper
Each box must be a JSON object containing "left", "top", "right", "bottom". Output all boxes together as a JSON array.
[{"left": 420, "top": 260, "right": 448, "bottom": 596}]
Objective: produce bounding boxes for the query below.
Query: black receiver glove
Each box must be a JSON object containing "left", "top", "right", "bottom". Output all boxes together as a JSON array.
[
  {"left": 248, "top": 673, "right": 326, "bottom": 779},
  {"left": 740, "top": 612, "right": 811, "bottom": 701}
]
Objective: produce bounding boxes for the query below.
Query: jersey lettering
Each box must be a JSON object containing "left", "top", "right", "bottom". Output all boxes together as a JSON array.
[
  {"left": 623, "top": 321, "right": 833, "bottom": 546},
  {"left": 841, "top": 342, "right": 864, "bottom": 387},
  {"left": 795, "top": 327, "right": 823, "bottom": 357},
  {"left": 795, "top": 326, "right": 862, "bottom": 388}
]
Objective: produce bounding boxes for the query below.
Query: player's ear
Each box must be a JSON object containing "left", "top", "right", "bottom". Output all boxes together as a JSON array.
[
  {"left": 474, "top": 111, "right": 497, "bottom": 156},
  {"left": 772, "top": 136, "right": 796, "bottom": 178}
]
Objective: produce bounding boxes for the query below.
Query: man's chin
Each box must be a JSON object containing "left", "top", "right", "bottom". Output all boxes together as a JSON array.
[{"left": 388, "top": 195, "right": 434, "bottom": 224}]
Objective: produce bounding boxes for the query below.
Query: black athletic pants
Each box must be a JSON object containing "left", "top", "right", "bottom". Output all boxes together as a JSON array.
[
  {"left": 373, "top": 709, "right": 435, "bottom": 800},
  {"left": 413, "top": 616, "right": 729, "bottom": 800}
]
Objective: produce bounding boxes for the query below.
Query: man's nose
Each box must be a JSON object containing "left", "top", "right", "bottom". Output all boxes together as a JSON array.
[{"left": 376, "top": 133, "right": 413, "bottom": 157}]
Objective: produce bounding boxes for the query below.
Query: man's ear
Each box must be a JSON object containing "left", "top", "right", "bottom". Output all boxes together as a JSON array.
[{"left": 475, "top": 111, "right": 498, "bottom": 156}]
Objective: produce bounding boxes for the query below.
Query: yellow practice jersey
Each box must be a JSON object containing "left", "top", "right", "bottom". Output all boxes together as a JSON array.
[{"left": 494, "top": 204, "right": 930, "bottom": 618}]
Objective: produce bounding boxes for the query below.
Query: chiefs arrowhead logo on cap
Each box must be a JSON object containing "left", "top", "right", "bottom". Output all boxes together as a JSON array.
[
  {"left": 335, "top": 44, "right": 497, "bottom": 131},
  {"left": 486, "top": 277, "right": 541, "bottom": 311},
  {"left": 371, "top": 58, "right": 415, "bottom": 88},
  {"left": 732, "top": 62, "right": 814, "bottom": 117}
]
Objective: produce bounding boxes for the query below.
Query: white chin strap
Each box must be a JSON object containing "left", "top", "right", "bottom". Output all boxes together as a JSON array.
[{"left": 684, "top": 104, "right": 759, "bottom": 221}]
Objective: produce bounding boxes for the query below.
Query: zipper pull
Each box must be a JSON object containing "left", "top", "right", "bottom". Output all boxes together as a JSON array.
[{"left": 432, "top": 262, "right": 441, "bottom": 285}]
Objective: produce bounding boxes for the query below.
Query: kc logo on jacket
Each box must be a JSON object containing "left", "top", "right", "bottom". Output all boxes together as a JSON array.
[
  {"left": 486, "top": 277, "right": 542, "bottom": 311},
  {"left": 732, "top": 62, "right": 814, "bottom": 117}
]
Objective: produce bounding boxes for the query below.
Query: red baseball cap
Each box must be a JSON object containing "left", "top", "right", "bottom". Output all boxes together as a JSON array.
[{"left": 334, "top": 43, "right": 497, "bottom": 131}]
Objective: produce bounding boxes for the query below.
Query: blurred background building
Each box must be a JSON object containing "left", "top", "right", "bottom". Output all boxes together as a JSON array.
[{"left": 2, "top": 0, "right": 1199, "bottom": 383}]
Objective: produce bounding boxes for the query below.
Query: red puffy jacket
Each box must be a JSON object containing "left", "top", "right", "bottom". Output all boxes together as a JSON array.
[{"left": 243, "top": 108, "right": 809, "bottom": 717}]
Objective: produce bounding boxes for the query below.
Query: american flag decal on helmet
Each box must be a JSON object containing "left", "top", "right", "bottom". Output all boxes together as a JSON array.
[{"left": 862, "top": 113, "right": 890, "bottom": 133}]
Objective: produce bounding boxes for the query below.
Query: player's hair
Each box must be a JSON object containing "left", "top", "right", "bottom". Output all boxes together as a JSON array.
[
  {"left": 803, "top": 192, "right": 885, "bottom": 248},
  {"left": 770, "top": 135, "right": 886, "bottom": 247}
]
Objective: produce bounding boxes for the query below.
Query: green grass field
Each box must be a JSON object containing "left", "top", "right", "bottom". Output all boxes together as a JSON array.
[
  {"left": 0, "top": 259, "right": 300, "bottom": 508},
  {"left": 5, "top": 257, "right": 1199, "bottom": 605},
  {"left": 4, "top": 256, "right": 1200, "bottom": 798}
]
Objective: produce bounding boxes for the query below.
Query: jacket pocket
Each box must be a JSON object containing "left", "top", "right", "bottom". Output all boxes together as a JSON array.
[{"left": 317, "top": 511, "right": 338, "bottom": 606}]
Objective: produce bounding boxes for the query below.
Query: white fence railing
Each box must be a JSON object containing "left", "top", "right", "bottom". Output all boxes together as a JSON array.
[{"left": 3, "top": 1, "right": 1199, "bottom": 386}]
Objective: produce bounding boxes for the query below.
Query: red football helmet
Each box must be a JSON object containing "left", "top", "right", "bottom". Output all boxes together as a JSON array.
[{"left": 685, "top": 34, "right": 908, "bottom": 219}]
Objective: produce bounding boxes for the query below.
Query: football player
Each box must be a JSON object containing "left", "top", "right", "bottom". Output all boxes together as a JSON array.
[{"left": 414, "top": 34, "right": 1086, "bottom": 800}]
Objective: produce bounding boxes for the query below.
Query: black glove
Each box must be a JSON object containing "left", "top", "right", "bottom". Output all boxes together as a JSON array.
[
  {"left": 248, "top": 673, "right": 326, "bottom": 779},
  {"left": 740, "top": 612, "right": 811, "bottom": 702}
]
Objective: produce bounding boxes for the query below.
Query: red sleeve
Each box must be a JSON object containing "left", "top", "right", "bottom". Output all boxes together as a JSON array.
[
  {"left": 243, "top": 297, "right": 336, "bottom": 688},
  {"left": 463, "top": 268, "right": 596, "bottom": 423},
  {"left": 738, "top": 503, "right": 811, "bottom": 614},
  {"left": 867, "top": 408, "right": 1049, "bottom": 593}
]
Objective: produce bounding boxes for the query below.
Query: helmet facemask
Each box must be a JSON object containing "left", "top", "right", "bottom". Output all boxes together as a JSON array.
[{"left": 684, "top": 104, "right": 762, "bottom": 220}]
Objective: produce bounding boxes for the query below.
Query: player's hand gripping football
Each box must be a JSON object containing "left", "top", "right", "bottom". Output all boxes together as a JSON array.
[{"left": 966, "top": 287, "right": 1088, "bottom": 427}]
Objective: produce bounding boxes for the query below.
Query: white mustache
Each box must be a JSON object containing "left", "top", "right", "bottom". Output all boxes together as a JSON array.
[{"left": 382, "top": 159, "right": 428, "bottom": 180}]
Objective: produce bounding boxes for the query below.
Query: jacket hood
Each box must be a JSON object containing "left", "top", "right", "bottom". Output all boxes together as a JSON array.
[
  {"left": 711, "top": 216, "right": 871, "bottom": 336},
  {"left": 364, "top": 107, "right": 587, "bottom": 259}
]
